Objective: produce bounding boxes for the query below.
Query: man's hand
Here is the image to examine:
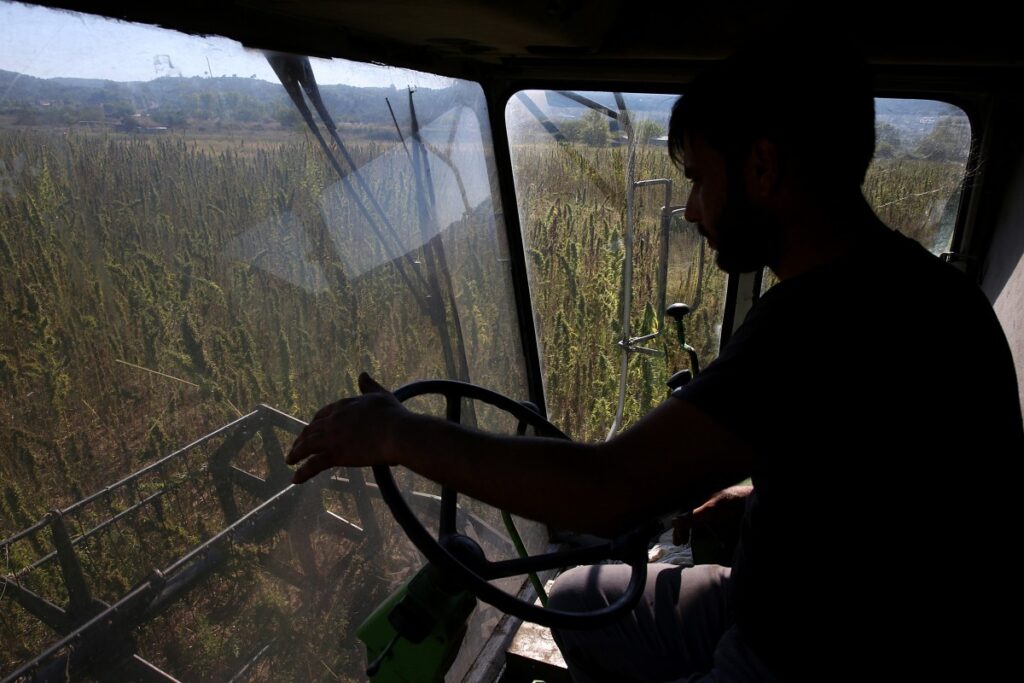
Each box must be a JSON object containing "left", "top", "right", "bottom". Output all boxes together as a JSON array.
[
  {"left": 672, "top": 484, "right": 752, "bottom": 545},
  {"left": 286, "top": 372, "right": 407, "bottom": 484}
]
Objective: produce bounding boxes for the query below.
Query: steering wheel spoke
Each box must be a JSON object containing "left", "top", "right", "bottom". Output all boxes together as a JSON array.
[{"left": 438, "top": 392, "right": 462, "bottom": 536}]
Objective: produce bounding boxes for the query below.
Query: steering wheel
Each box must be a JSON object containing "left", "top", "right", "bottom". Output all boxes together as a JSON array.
[{"left": 372, "top": 379, "right": 658, "bottom": 629}]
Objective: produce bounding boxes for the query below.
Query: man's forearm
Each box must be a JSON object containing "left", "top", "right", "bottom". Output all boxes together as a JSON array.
[
  {"left": 390, "top": 412, "right": 629, "bottom": 535},
  {"left": 288, "top": 374, "right": 755, "bottom": 537}
]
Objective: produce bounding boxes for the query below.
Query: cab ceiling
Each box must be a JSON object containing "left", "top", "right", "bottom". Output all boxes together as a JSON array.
[{"left": 27, "top": 1, "right": 1024, "bottom": 85}]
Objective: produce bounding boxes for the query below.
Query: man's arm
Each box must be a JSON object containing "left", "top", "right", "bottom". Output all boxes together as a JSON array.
[{"left": 287, "top": 373, "right": 754, "bottom": 537}]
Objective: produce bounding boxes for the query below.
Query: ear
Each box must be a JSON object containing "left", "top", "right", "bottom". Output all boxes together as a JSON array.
[{"left": 745, "top": 138, "right": 781, "bottom": 200}]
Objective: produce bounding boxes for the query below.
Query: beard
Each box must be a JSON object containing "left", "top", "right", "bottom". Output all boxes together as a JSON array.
[{"left": 711, "top": 178, "right": 784, "bottom": 275}]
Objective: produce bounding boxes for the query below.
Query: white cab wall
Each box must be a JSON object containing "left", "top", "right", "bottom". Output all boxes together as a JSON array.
[{"left": 981, "top": 144, "right": 1024, "bottom": 416}]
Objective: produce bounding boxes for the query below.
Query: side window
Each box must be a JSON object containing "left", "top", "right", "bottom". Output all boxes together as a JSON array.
[
  {"left": 505, "top": 91, "right": 726, "bottom": 441},
  {"left": 507, "top": 93, "right": 973, "bottom": 436},
  {"left": 763, "top": 97, "right": 973, "bottom": 293},
  {"left": 868, "top": 98, "right": 972, "bottom": 253}
]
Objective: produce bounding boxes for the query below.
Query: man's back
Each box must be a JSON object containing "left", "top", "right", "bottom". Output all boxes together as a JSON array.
[{"left": 676, "top": 224, "right": 1022, "bottom": 676}]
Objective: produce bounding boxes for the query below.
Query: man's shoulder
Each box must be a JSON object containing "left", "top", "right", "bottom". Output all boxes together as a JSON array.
[
  {"left": 785, "top": 227, "right": 988, "bottom": 318},
  {"left": 875, "top": 229, "right": 998, "bottom": 322}
]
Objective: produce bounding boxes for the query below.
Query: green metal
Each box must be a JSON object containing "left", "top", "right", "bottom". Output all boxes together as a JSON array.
[
  {"left": 673, "top": 316, "right": 701, "bottom": 376},
  {"left": 357, "top": 563, "right": 477, "bottom": 682},
  {"left": 501, "top": 511, "right": 548, "bottom": 606}
]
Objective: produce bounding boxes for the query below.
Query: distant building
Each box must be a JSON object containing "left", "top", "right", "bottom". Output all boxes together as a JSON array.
[{"left": 120, "top": 114, "right": 169, "bottom": 133}]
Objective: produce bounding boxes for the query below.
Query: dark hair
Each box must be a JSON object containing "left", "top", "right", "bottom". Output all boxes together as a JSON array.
[{"left": 669, "top": 34, "right": 875, "bottom": 192}]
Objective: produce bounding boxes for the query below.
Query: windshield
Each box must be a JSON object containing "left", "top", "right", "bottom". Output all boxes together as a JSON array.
[{"left": 1, "top": 2, "right": 539, "bottom": 680}]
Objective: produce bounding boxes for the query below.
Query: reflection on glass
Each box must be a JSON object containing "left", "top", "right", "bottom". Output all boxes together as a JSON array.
[{"left": 0, "top": 2, "right": 537, "bottom": 680}]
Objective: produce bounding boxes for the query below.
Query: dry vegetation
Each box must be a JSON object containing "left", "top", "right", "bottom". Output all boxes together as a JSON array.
[{"left": 0, "top": 123, "right": 967, "bottom": 679}]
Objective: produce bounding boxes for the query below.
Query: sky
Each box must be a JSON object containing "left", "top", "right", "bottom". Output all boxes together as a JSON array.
[{"left": 0, "top": 1, "right": 454, "bottom": 88}]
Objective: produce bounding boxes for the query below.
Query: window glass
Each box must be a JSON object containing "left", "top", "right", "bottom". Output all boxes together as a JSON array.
[
  {"left": 762, "top": 97, "right": 973, "bottom": 295},
  {"left": 0, "top": 2, "right": 536, "bottom": 679},
  {"left": 506, "top": 91, "right": 726, "bottom": 441},
  {"left": 868, "top": 98, "right": 971, "bottom": 253}
]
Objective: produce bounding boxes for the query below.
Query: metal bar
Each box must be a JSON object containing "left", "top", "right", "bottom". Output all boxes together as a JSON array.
[
  {"left": 2, "top": 576, "right": 159, "bottom": 683},
  {"left": 626, "top": 331, "right": 661, "bottom": 344},
  {"left": 487, "top": 87, "right": 549, "bottom": 416},
  {"left": 408, "top": 491, "right": 512, "bottom": 552},
  {"left": 209, "top": 422, "right": 257, "bottom": 522},
  {"left": 16, "top": 486, "right": 180, "bottom": 579},
  {"left": 385, "top": 96, "right": 411, "bottom": 158},
  {"left": 227, "top": 641, "right": 274, "bottom": 683},
  {"left": 143, "top": 489, "right": 304, "bottom": 625},
  {"left": 0, "top": 577, "right": 73, "bottom": 633},
  {"left": 325, "top": 476, "right": 354, "bottom": 493},
  {"left": 553, "top": 91, "right": 620, "bottom": 120},
  {"left": 288, "top": 489, "right": 321, "bottom": 581},
  {"left": 328, "top": 475, "right": 514, "bottom": 552},
  {"left": 344, "top": 467, "right": 381, "bottom": 548},
  {"left": 608, "top": 92, "right": 638, "bottom": 440},
  {"left": 1, "top": 407, "right": 314, "bottom": 682},
  {"left": 630, "top": 178, "right": 674, "bottom": 328},
  {"left": 258, "top": 555, "right": 308, "bottom": 590},
  {"left": 513, "top": 92, "right": 569, "bottom": 142},
  {"left": 47, "top": 511, "right": 92, "bottom": 616},
  {"left": 228, "top": 466, "right": 271, "bottom": 499},
  {"left": 258, "top": 424, "right": 292, "bottom": 489},
  {"left": 118, "top": 655, "right": 184, "bottom": 683},
  {"left": 162, "top": 484, "right": 298, "bottom": 577},
  {"left": 60, "top": 410, "right": 260, "bottom": 519},
  {"left": 0, "top": 410, "right": 259, "bottom": 554},
  {"left": 255, "top": 404, "right": 307, "bottom": 433},
  {"left": 321, "top": 510, "right": 364, "bottom": 539},
  {"left": 0, "top": 517, "right": 50, "bottom": 551},
  {"left": 439, "top": 393, "right": 462, "bottom": 536},
  {"left": 659, "top": 206, "right": 672, "bottom": 326}
]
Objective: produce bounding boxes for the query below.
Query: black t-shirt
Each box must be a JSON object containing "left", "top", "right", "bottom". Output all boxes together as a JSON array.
[{"left": 674, "top": 226, "right": 1022, "bottom": 677}]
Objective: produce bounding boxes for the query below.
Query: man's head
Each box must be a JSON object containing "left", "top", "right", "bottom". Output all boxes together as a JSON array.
[{"left": 668, "top": 35, "right": 875, "bottom": 274}]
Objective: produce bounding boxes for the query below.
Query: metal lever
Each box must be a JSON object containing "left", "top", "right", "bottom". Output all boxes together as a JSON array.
[{"left": 666, "top": 302, "right": 701, "bottom": 384}]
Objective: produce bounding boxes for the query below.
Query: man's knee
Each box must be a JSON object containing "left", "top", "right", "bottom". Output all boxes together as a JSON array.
[
  {"left": 546, "top": 563, "right": 732, "bottom": 682},
  {"left": 548, "top": 563, "right": 635, "bottom": 615}
]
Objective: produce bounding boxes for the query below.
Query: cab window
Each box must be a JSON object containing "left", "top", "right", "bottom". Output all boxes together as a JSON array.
[
  {"left": 763, "top": 97, "right": 973, "bottom": 293},
  {"left": 503, "top": 92, "right": 974, "bottom": 421},
  {"left": 505, "top": 90, "right": 726, "bottom": 440}
]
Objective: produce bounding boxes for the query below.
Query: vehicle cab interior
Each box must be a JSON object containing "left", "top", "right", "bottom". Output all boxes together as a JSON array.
[{"left": 1, "top": 1, "right": 1022, "bottom": 681}]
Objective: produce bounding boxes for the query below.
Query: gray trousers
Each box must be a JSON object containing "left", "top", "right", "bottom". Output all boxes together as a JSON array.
[{"left": 548, "top": 563, "right": 776, "bottom": 683}]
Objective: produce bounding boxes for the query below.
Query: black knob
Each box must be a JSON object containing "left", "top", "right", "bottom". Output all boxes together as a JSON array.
[
  {"left": 667, "top": 369, "right": 693, "bottom": 390},
  {"left": 443, "top": 534, "right": 488, "bottom": 574},
  {"left": 666, "top": 303, "right": 691, "bottom": 320}
]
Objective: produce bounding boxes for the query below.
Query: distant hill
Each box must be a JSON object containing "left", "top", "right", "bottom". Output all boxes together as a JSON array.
[{"left": 0, "top": 69, "right": 475, "bottom": 133}]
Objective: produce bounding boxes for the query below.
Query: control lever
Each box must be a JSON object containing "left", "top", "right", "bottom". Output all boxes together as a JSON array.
[{"left": 666, "top": 303, "right": 700, "bottom": 388}]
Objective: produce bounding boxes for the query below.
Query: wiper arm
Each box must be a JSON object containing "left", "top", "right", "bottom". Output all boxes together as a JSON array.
[{"left": 264, "top": 52, "right": 432, "bottom": 306}]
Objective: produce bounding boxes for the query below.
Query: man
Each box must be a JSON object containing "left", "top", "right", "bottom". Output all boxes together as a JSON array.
[{"left": 287, "top": 37, "right": 1022, "bottom": 681}]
